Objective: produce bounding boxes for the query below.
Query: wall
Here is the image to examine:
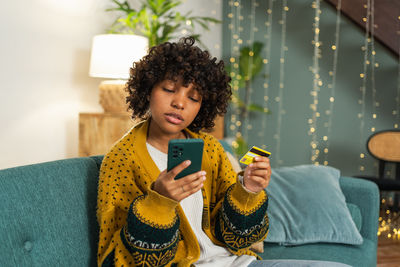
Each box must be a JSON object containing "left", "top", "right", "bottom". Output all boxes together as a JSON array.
[
  {"left": 0, "top": 0, "right": 222, "bottom": 169},
  {"left": 222, "top": 0, "right": 398, "bottom": 177}
]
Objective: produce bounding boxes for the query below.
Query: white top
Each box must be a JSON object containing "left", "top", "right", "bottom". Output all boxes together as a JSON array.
[{"left": 146, "top": 142, "right": 256, "bottom": 267}]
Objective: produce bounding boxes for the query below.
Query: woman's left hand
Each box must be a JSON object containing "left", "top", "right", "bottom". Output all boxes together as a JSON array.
[{"left": 243, "top": 156, "right": 271, "bottom": 193}]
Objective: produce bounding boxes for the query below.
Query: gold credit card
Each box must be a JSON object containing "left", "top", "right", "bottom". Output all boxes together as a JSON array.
[{"left": 239, "top": 146, "right": 271, "bottom": 165}]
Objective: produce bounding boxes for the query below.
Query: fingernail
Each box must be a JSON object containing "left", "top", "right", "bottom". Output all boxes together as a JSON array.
[
  {"left": 203, "top": 176, "right": 206, "bottom": 181},
  {"left": 186, "top": 160, "right": 191, "bottom": 165},
  {"left": 249, "top": 163, "right": 253, "bottom": 167},
  {"left": 201, "top": 171, "right": 206, "bottom": 176}
]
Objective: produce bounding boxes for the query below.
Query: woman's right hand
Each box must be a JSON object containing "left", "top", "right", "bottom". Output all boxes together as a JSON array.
[{"left": 153, "top": 160, "right": 206, "bottom": 202}]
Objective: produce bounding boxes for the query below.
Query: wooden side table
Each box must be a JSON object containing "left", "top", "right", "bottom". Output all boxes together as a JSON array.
[
  {"left": 79, "top": 113, "right": 224, "bottom": 157},
  {"left": 79, "top": 113, "right": 138, "bottom": 157}
]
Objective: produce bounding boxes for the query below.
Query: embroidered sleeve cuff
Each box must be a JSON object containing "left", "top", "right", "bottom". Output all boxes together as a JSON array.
[
  {"left": 122, "top": 195, "right": 180, "bottom": 264},
  {"left": 214, "top": 184, "right": 269, "bottom": 251}
]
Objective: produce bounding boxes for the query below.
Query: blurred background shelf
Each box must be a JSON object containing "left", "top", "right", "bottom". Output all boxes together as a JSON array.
[{"left": 79, "top": 113, "right": 224, "bottom": 157}]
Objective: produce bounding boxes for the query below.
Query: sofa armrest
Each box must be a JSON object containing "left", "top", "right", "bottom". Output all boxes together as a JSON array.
[
  {"left": 90, "top": 155, "right": 104, "bottom": 170},
  {"left": 339, "top": 176, "right": 380, "bottom": 243}
]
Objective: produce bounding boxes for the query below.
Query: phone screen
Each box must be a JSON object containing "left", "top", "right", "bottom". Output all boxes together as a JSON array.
[{"left": 167, "top": 139, "right": 204, "bottom": 180}]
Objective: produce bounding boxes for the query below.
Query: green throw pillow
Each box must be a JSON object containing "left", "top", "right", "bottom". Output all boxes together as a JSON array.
[{"left": 265, "top": 165, "right": 363, "bottom": 245}]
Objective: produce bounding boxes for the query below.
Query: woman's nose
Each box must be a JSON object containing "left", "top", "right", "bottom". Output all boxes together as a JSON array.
[{"left": 171, "top": 94, "right": 185, "bottom": 109}]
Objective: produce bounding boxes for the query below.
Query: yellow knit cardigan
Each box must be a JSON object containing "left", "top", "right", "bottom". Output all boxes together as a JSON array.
[{"left": 97, "top": 120, "right": 269, "bottom": 267}]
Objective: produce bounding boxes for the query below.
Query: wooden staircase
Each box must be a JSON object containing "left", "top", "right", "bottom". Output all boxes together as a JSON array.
[{"left": 326, "top": 0, "right": 399, "bottom": 57}]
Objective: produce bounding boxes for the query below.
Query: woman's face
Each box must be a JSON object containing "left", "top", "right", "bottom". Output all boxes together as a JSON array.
[{"left": 148, "top": 77, "right": 202, "bottom": 138}]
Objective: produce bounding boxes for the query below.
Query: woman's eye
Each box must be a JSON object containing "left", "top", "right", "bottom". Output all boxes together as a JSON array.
[
  {"left": 189, "top": 96, "right": 200, "bottom": 102},
  {"left": 163, "top": 88, "right": 174, "bottom": 92}
]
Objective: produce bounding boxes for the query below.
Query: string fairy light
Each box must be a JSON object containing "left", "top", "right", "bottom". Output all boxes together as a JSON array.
[
  {"left": 395, "top": 15, "right": 400, "bottom": 129},
  {"left": 242, "top": 0, "right": 257, "bottom": 142},
  {"left": 228, "top": 0, "right": 242, "bottom": 149},
  {"left": 358, "top": 0, "right": 371, "bottom": 172},
  {"left": 309, "top": 0, "right": 322, "bottom": 165},
  {"left": 368, "top": 0, "right": 381, "bottom": 176},
  {"left": 259, "top": 0, "right": 275, "bottom": 145},
  {"left": 378, "top": 193, "right": 400, "bottom": 240},
  {"left": 370, "top": 0, "right": 377, "bottom": 135},
  {"left": 322, "top": 0, "right": 342, "bottom": 166},
  {"left": 274, "top": 0, "right": 289, "bottom": 167},
  {"left": 357, "top": 0, "right": 381, "bottom": 173},
  {"left": 378, "top": 203, "right": 400, "bottom": 240}
]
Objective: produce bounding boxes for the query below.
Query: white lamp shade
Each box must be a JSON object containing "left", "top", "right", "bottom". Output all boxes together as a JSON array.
[{"left": 89, "top": 34, "right": 148, "bottom": 79}]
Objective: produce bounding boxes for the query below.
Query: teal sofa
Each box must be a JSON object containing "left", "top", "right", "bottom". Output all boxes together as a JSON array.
[{"left": 0, "top": 156, "right": 379, "bottom": 267}]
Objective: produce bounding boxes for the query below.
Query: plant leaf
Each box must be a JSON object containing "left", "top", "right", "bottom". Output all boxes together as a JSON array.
[
  {"left": 159, "top": 1, "right": 181, "bottom": 16},
  {"left": 247, "top": 104, "right": 270, "bottom": 113},
  {"left": 237, "top": 42, "right": 265, "bottom": 81},
  {"left": 104, "top": 0, "right": 218, "bottom": 46}
]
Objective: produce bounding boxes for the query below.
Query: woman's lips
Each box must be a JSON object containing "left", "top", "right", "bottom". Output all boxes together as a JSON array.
[{"left": 165, "top": 113, "right": 184, "bottom": 124}]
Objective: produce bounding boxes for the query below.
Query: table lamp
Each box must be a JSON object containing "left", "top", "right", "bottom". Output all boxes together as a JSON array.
[{"left": 89, "top": 34, "right": 148, "bottom": 113}]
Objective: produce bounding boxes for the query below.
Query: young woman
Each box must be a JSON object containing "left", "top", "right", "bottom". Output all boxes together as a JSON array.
[{"left": 97, "top": 37, "right": 270, "bottom": 267}]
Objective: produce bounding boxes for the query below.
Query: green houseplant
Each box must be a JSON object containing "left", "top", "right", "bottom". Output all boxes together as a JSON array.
[
  {"left": 106, "top": 0, "right": 220, "bottom": 47},
  {"left": 228, "top": 41, "right": 270, "bottom": 156}
]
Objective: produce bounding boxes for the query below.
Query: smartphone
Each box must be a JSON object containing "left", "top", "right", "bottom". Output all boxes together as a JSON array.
[{"left": 167, "top": 139, "right": 204, "bottom": 180}]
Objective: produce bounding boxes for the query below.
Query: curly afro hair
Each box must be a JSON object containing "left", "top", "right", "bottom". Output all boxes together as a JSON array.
[{"left": 125, "top": 36, "right": 232, "bottom": 132}]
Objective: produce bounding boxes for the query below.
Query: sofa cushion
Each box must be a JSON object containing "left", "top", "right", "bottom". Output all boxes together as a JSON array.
[
  {"left": 0, "top": 157, "right": 99, "bottom": 267},
  {"left": 265, "top": 165, "right": 363, "bottom": 245}
]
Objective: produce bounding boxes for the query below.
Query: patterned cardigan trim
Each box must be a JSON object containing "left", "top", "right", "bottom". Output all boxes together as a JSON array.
[
  {"left": 125, "top": 195, "right": 181, "bottom": 250},
  {"left": 115, "top": 195, "right": 181, "bottom": 266},
  {"left": 120, "top": 228, "right": 179, "bottom": 267},
  {"left": 214, "top": 184, "right": 269, "bottom": 251}
]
